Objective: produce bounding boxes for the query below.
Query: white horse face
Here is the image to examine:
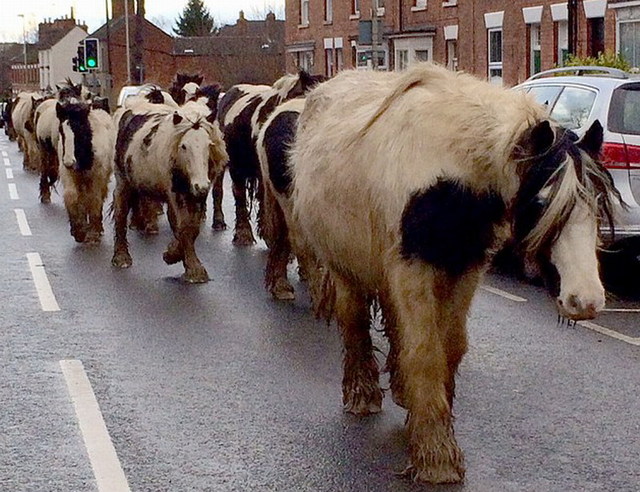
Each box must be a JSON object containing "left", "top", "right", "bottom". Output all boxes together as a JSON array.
[
  {"left": 550, "top": 198, "right": 605, "bottom": 320},
  {"left": 174, "top": 127, "right": 211, "bottom": 199},
  {"left": 58, "top": 120, "right": 76, "bottom": 168}
]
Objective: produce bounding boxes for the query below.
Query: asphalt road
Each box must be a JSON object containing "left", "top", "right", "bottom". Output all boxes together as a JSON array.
[{"left": 1, "top": 131, "right": 639, "bottom": 492}]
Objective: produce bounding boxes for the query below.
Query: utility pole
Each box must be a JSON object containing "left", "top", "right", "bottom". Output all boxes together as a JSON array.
[
  {"left": 124, "top": 0, "right": 131, "bottom": 84},
  {"left": 568, "top": 0, "right": 578, "bottom": 57},
  {"left": 18, "top": 14, "right": 27, "bottom": 67}
]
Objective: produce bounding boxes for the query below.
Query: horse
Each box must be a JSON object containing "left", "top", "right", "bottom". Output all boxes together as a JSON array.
[
  {"left": 168, "top": 73, "right": 204, "bottom": 105},
  {"left": 11, "top": 91, "right": 47, "bottom": 171},
  {"left": 111, "top": 105, "right": 228, "bottom": 283},
  {"left": 217, "top": 70, "right": 324, "bottom": 244},
  {"left": 256, "top": 97, "right": 313, "bottom": 301},
  {"left": 34, "top": 82, "right": 93, "bottom": 203},
  {"left": 56, "top": 101, "right": 115, "bottom": 243},
  {"left": 288, "top": 63, "right": 619, "bottom": 483},
  {"left": 2, "top": 99, "right": 16, "bottom": 140}
]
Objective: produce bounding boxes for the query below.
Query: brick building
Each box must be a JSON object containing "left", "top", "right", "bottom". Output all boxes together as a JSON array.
[{"left": 285, "top": 0, "right": 640, "bottom": 86}]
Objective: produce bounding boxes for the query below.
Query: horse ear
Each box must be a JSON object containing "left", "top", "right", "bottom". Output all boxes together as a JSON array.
[
  {"left": 578, "top": 120, "right": 604, "bottom": 158},
  {"left": 206, "top": 112, "right": 216, "bottom": 124},
  {"left": 173, "top": 112, "right": 183, "bottom": 125},
  {"left": 529, "top": 120, "right": 555, "bottom": 155},
  {"left": 56, "top": 102, "right": 67, "bottom": 121}
]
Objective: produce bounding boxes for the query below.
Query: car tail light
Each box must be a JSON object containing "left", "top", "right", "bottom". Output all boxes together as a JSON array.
[
  {"left": 625, "top": 144, "right": 640, "bottom": 169},
  {"left": 601, "top": 142, "right": 629, "bottom": 169}
]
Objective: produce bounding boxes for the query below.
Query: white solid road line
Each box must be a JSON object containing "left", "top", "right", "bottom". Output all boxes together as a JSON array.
[
  {"left": 602, "top": 308, "right": 640, "bottom": 313},
  {"left": 26, "top": 252, "right": 60, "bottom": 312},
  {"left": 480, "top": 285, "right": 527, "bottom": 302},
  {"left": 60, "top": 360, "right": 131, "bottom": 492},
  {"left": 8, "top": 183, "right": 18, "bottom": 200},
  {"left": 578, "top": 320, "right": 640, "bottom": 346},
  {"left": 6, "top": 168, "right": 13, "bottom": 179},
  {"left": 14, "top": 209, "right": 32, "bottom": 236}
]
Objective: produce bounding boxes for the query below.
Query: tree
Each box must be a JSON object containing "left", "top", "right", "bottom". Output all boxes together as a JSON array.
[{"left": 173, "top": 0, "right": 218, "bottom": 37}]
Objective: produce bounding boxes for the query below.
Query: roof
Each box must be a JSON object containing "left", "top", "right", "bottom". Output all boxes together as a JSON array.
[
  {"left": 90, "top": 15, "right": 172, "bottom": 42},
  {"left": 173, "top": 35, "right": 283, "bottom": 56},
  {"left": 38, "top": 20, "right": 86, "bottom": 49}
]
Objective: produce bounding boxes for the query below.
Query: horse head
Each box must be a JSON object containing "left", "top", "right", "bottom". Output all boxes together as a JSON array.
[
  {"left": 56, "top": 101, "right": 93, "bottom": 170},
  {"left": 513, "top": 119, "right": 619, "bottom": 320},
  {"left": 170, "top": 112, "right": 213, "bottom": 200}
]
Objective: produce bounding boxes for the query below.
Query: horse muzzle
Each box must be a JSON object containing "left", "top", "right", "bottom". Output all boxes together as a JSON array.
[{"left": 556, "top": 293, "right": 604, "bottom": 321}]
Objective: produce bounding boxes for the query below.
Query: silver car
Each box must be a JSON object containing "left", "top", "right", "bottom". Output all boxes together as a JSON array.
[{"left": 515, "top": 66, "right": 640, "bottom": 241}]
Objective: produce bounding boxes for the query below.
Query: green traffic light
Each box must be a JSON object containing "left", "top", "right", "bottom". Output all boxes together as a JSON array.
[{"left": 87, "top": 59, "right": 96, "bottom": 68}]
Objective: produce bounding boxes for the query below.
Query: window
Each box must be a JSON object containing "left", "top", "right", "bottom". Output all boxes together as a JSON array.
[
  {"left": 325, "top": 48, "right": 334, "bottom": 77},
  {"left": 588, "top": 17, "right": 605, "bottom": 57},
  {"left": 397, "top": 49, "right": 409, "bottom": 70},
  {"left": 557, "top": 21, "right": 569, "bottom": 67},
  {"left": 619, "top": 21, "right": 640, "bottom": 69},
  {"left": 325, "top": 0, "right": 333, "bottom": 23},
  {"left": 336, "top": 48, "right": 344, "bottom": 72},
  {"left": 352, "top": 0, "right": 360, "bottom": 15},
  {"left": 415, "top": 50, "right": 429, "bottom": 62},
  {"left": 446, "top": 40, "right": 457, "bottom": 70},
  {"left": 525, "top": 85, "right": 563, "bottom": 108},
  {"left": 609, "top": 85, "right": 640, "bottom": 135},
  {"left": 530, "top": 24, "right": 541, "bottom": 76},
  {"left": 416, "top": 0, "right": 427, "bottom": 7},
  {"left": 296, "top": 50, "right": 313, "bottom": 71},
  {"left": 375, "top": 0, "right": 385, "bottom": 7},
  {"left": 300, "top": 0, "right": 309, "bottom": 25},
  {"left": 488, "top": 28, "right": 503, "bottom": 84},
  {"left": 550, "top": 87, "right": 597, "bottom": 130},
  {"left": 357, "top": 49, "right": 388, "bottom": 69}
]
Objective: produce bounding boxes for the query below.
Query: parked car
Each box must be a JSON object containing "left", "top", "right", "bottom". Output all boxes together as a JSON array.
[{"left": 513, "top": 66, "right": 640, "bottom": 296}]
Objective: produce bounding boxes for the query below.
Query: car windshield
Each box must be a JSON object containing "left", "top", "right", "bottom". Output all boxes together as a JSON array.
[
  {"left": 608, "top": 84, "right": 640, "bottom": 135},
  {"left": 549, "top": 86, "right": 597, "bottom": 130}
]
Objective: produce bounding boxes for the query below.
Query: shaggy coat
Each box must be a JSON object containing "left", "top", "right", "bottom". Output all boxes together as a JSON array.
[
  {"left": 56, "top": 102, "right": 115, "bottom": 243},
  {"left": 256, "top": 98, "right": 309, "bottom": 300},
  {"left": 289, "top": 63, "right": 617, "bottom": 483},
  {"left": 12, "top": 92, "right": 46, "bottom": 171},
  {"left": 111, "top": 105, "right": 228, "bottom": 283},
  {"left": 217, "top": 71, "right": 324, "bottom": 245}
]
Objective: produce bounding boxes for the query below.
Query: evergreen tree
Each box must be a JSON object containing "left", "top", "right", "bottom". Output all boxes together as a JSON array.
[{"left": 173, "top": 0, "right": 218, "bottom": 37}]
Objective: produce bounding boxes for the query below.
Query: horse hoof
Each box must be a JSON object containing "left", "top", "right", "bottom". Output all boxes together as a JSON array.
[
  {"left": 163, "top": 249, "right": 183, "bottom": 265},
  {"left": 84, "top": 233, "right": 101, "bottom": 244},
  {"left": 232, "top": 229, "right": 256, "bottom": 247},
  {"left": 399, "top": 462, "right": 465, "bottom": 484},
  {"left": 112, "top": 253, "right": 133, "bottom": 269},
  {"left": 72, "top": 230, "right": 87, "bottom": 243},
  {"left": 183, "top": 267, "right": 209, "bottom": 284},
  {"left": 271, "top": 278, "right": 295, "bottom": 300},
  {"left": 212, "top": 220, "right": 227, "bottom": 231},
  {"left": 40, "top": 194, "right": 51, "bottom": 204}
]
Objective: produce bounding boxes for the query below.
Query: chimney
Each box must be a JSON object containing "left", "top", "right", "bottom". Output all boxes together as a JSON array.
[
  {"left": 112, "top": 0, "right": 135, "bottom": 19},
  {"left": 237, "top": 10, "right": 247, "bottom": 36}
]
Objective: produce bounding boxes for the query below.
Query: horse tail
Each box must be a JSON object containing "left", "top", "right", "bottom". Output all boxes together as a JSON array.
[{"left": 349, "top": 63, "right": 451, "bottom": 146}]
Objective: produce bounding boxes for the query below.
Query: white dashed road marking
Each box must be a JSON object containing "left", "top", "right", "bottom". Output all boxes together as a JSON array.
[
  {"left": 578, "top": 320, "right": 640, "bottom": 346},
  {"left": 480, "top": 285, "right": 527, "bottom": 302},
  {"left": 60, "top": 360, "right": 131, "bottom": 492},
  {"left": 3, "top": 157, "right": 9, "bottom": 167},
  {"left": 602, "top": 308, "right": 640, "bottom": 313},
  {"left": 26, "top": 252, "right": 60, "bottom": 312},
  {"left": 6, "top": 168, "right": 13, "bottom": 179},
  {"left": 8, "top": 183, "right": 19, "bottom": 200},
  {"left": 14, "top": 209, "right": 32, "bottom": 236},
  {"left": 1, "top": 150, "right": 7, "bottom": 157}
]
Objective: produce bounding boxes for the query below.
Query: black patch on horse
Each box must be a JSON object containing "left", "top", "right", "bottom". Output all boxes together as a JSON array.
[
  {"left": 60, "top": 103, "right": 94, "bottom": 171},
  {"left": 171, "top": 167, "right": 191, "bottom": 195},
  {"left": 225, "top": 95, "right": 264, "bottom": 184},
  {"left": 115, "top": 112, "right": 154, "bottom": 173},
  {"left": 145, "top": 89, "right": 165, "bottom": 105},
  {"left": 217, "top": 87, "right": 248, "bottom": 127},
  {"left": 400, "top": 179, "right": 506, "bottom": 276},
  {"left": 264, "top": 110, "right": 298, "bottom": 196},
  {"left": 256, "top": 94, "right": 280, "bottom": 127},
  {"left": 142, "top": 123, "right": 160, "bottom": 147}
]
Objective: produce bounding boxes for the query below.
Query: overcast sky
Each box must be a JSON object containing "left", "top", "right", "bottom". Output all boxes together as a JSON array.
[{"left": 0, "top": 0, "right": 285, "bottom": 43}]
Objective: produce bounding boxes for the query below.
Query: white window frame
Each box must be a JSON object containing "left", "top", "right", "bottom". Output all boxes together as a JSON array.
[
  {"left": 488, "top": 27, "right": 503, "bottom": 85},
  {"left": 557, "top": 20, "right": 569, "bottom": 66},
  {"left": 530, "top": 23, "right": 542, "bottom": 75},
  {"left": 300, "top": 0, "right": 310, "bottom": 26},
  {"left": 325, "top": 0, "right": 333, "bottom": 23}
]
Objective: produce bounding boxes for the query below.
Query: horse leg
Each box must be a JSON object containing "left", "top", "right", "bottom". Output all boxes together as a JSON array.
[
  {"left": 162, "top": 199, "right": 183, "bottom": 265},
  {"left": 378, "top": 291, "right": 405, "bottom": 409},
  {"left": 433, "top": 269, "right": 480, "bottom": 407},
  {"left": 63, "top": 177, "right": 87, "bottom": 243},
  {"left": 334, "top": 274, "right": 382, "bottom": 415},
  {"left": 38, "top": 149, "right": 57, "bottom": 204},
  {"left": 231, "top": 175, "right": 255, "bottom": 247},
  {"left": 85, "top": 179, "right": 107, "bottom": 244},
  {"left": 111, "top": 182, "right": 133, "bottom": 268},
  {"left": 167, "top": 196, "right": 209, "bottom": 283},
  {"left": 387, "top": 260, "right": 465, "bottom": 484},
  {"left": 211, "top": 172, "right": 226, "bottom": 231},
  {"left": 263, "top": 185, "right": 294, "bottom": 300}
]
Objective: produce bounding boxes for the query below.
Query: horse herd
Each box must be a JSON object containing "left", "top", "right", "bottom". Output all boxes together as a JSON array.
[{"left": 4, "top": 63, "right": 620, "bottom": 483}]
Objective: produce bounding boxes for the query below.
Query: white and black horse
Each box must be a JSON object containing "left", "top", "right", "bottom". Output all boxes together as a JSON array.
[
  {"left": 111, "top": 105, "right": 228, "bottom": 282},
  {"left": 56, "top": 100, "right": 114, "bottom": 243},
  {"left": 288, "top": 63, "right": 619, "bottom": 484},
  {"left": 216, "top": 70, "right": 325, "bottom": 243}
]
